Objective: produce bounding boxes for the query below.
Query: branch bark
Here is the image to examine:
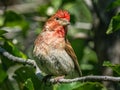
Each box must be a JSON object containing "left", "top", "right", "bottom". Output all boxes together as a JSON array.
[
  {"left": 50, "top": 76, "right": 120, "bottom": 83},
  {"left": 0, "top": 46, "right": 36, "bottom": 67}
]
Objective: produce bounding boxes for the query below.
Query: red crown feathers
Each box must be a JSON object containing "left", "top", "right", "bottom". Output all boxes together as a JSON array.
[{"left": 55, "top": 10, "right": 70, "bottom": 21}]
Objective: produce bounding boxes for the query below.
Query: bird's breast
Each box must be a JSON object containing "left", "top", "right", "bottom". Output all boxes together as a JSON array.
[
  {"left": 34, "top": 48, "right": 75, "bottom": 76},
  {"left": 33, "top": 33, "right": 78, "bottom": 77},
  {"left": 33, "top": 32, "right": 65, "bottom": 57}
]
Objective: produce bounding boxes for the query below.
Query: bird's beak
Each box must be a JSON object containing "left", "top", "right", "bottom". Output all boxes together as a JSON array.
[{"left": 59, "top": 19, "right": 70, "bottom": 26}]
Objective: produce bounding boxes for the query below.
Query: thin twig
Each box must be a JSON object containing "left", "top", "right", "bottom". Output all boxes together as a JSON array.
[
  {"left": 50, "top": 76, "right": 120, "bottom": 83},
  {"left": 0, "top": 46, "right": 36, "bottom": 67}
]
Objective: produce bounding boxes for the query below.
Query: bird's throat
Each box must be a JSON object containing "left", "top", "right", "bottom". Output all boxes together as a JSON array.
[
  {"left": 55, "top": 29, "right": 65, "bottom": 38},
  {"left": 54, "top": 26, "right": 67, "bottom": 38}
]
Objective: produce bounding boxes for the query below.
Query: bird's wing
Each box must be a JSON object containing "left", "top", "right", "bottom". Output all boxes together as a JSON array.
[{"left": 65, "top": 39, "right": 82, "bottom": 76}]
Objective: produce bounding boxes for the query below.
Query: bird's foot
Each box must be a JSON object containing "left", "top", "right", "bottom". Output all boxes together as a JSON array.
[{"left": 53, "top": 75, "right": 65, "bottom": 83}]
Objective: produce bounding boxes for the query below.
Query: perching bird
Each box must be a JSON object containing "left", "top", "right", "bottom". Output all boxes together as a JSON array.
[{"left": 33, "top": 10, "right": 82, "bottom": 79}]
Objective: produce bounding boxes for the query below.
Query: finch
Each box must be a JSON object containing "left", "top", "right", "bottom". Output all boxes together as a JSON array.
[{"left": 33, "top": 10, "right": 82, "bottom": 79}]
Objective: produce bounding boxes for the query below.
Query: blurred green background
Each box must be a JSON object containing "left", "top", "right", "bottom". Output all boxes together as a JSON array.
[{"left": 0, "top": 0, "right": 120, "bottom": 90}]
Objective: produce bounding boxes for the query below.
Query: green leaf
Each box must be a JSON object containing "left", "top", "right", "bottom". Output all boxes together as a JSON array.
[
  {"left": 103, "top": 61, "right": 120, "bottom": 75},
  {"left": 51, "top": 0, "right": 62, "bottom": 10},
  {"left": 37, "top": 4, "right": 49, "bottom": 16},
  {"left": 106, "top": 13, "right": 120, "bottom": 34},
  {"left": 63, "top": 0, "right": 92, "bottom": 23},
  {"left": 0, "top": 64, "right": 7, "bottom": 83},
  {"left": 14, "top": 66, "right": 41, "bottom": 90},
  {"left": 0, "top": 41, "right": 27, "bottom": 70},
  {"left": 54, "top": 82, "right": 106, "bottom": 90},
  {"left": 3, "top": 41, "right": 27, "bottom": 59},
  {"left": 4, "top": 11, "right": 29, "bottom": 37},
  {"left": 74, "top": 82, "right": 107, "bottom": 90},
  {"left": 24, "top": 78, "right": 34, "bottom": 90},
  {"left": 70, "top": 39, "right": 85, "bottom": 64},
  {"left": 14, "top": 66, "right": 35, "bottom": 83},
  {"left": 0, "top": 36, "right": 5, "bottom": 41},
  {"left": 54, "top": 82, "right": 81, "bottom": 90},
  {"left": 0, "top": 79, "right": 14, "bottom": 90},
  {"left": 0, "top": 16, "right": 5, "bottom": 26},
  {"left": 107, "top": 0, "right": 120, "bottom": 10},
  {"left": 0, "top": 30, "right": 7, "bottom": 36}
]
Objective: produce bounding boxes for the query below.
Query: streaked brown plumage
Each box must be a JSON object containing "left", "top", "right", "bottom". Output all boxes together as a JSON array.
[{"left": 33, "top": 10, "right": 82, "bottom": 78}]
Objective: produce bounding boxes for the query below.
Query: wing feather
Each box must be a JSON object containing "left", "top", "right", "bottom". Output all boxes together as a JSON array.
[{"left": 65, "top": 39, "right": 82, "bottom": 76}]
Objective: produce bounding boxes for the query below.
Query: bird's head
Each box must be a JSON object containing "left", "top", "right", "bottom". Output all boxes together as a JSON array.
[
  {"left": 46, "top": 10, "right": 70, "bottom": 28},
  {"left": 53, "top": 10, "right": 70, "bottom": 26},
  {"left": 43, "top": 10, "right": 70, "bottom": 37}
]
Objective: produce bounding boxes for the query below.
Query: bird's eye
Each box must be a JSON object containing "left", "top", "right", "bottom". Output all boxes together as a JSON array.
[{"left": 55, "top": 17, "right": 59, "bottom": 20}]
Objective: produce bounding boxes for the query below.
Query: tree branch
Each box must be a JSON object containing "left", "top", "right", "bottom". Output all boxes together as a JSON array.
[
  {"left": 1, "top": 47, "right": 120, "bottom": 83},
  {"left": 50, "top": 76, "right": 120, "bottom": 83},
  {"left": 0, "top": 46, "right": 36, "bottom": 67}
]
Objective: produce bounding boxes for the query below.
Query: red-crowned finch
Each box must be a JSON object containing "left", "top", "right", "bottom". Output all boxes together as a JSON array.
[{"left": 33, "top": 10, "right": 82, "bottom": 79}]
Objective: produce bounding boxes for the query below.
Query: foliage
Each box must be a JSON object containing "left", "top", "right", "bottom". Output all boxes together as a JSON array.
[
  {"left": 106, "top": 13, "right": 120, "bottom": 34},
  {"left": 103, "top": 61, "right": 120, "bottom": 75},
  {"left": 106, "top": 0, "right": 120, "bottom": 34},
  {"left": 0, "top": 0, "right": 120, "bottom": 90}
]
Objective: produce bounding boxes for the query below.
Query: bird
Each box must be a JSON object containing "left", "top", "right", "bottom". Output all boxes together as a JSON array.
[{"left": 33, "top": 10, "right": 82, "bottom": 79}]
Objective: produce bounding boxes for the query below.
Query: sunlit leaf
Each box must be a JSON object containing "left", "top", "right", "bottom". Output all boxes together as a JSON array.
[
  {"left": 103, "top": 61, "right": 120, "bottom": 75},
  {"left": 54, "top": 82, "right": 81, "bottom": 90},
  {"left": 1, "top": 41, "right": 27, "bottom": 69},
  {"left": 83, "top": 47, "right": 98, "bottom": 63},
  {"left": 63, "top": 0, "right": 92, "bottom": 23},
  {"left": 3, "top": 41, "right": 27, "bottom": 59},
  {"left": 0, "top": 16, "right": 5, "bottom": 26},
  {"left": 74, "top": 82, "right": 107, "bottom": 90},
  {"left": 106, "top": 13, "right": 120, "bottom": 34},
  {"left": 51, "top": 0, "right": 62, "bottom": 10},
  {"left": 81, "top": 64, "right": 93, "bottom": 70},
  {"left": 24, "top": 78, "right": 34, "bottom": 90}
]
